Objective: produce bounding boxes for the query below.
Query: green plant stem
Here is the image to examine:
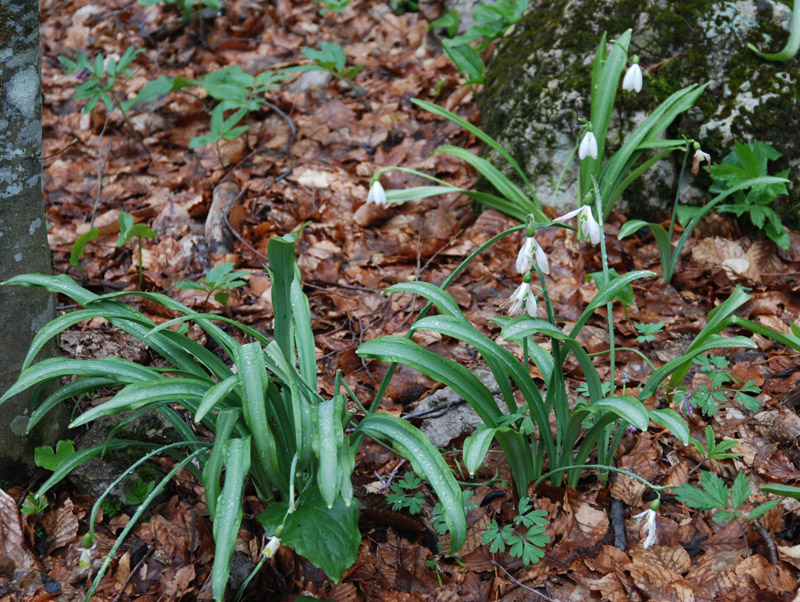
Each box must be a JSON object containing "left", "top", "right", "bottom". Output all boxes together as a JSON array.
[
  {"left": 532, "top": 463, "right": 665, "bottom": 492},
  {"left": 669, "top": 142, "right": 692, "bottom": 240},
  {"left": 589, "top": 347, "right": 656, "bottom": 371},
  {"left": 137, "top": 237, "right": 144, "bottom": 290},
  {"left": 748, "top": 0, "right": 800, "bottom": 61}
]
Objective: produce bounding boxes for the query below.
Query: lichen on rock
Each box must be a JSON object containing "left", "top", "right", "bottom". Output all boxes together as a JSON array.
[{"left": 480, "top": 0, "right": 799, "bottom": 226}]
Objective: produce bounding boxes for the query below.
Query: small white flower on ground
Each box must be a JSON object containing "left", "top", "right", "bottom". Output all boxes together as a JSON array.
[
  {"left": 622, "top": 62, "right": 643, "bottom": 93},
  {"left": 557, "top": 205, "right": 603, "bottom": 245},
  {"left": 692, "top": 148, "right": 711, "bottom": 175},
  {"left": 79, "top": 543, "right": 95, "bottom": 570},
  {"left": 579, "top": 130, "right": 598, "bottom": 160},
  {"left": 507, "top": 280, "right": 537, "bottom": 318},
  {"left": 515, "top": 236, "right": 550, "bottom": 275},
  {"left": 366, "top": 180, "right": 387, "bottom": 205},
  {"left": 633, "top": 508, "right": 658, "bottom": 549},
  {"left": 263, "top": 536, "right": 281, "bottom": 559}
]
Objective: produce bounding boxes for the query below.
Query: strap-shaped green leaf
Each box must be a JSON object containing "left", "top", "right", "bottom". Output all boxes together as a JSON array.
[
  {"left": 0, "top": 357, "right": 157, "bottom": 405},
  {"left": 237, "top": 343, "right": 286, "bottom": 491},
  {"left": 641, "top": 335, "right": 756, "bottom": 400},
  {"left": 648, "top": 408, "right": 690, "bottom": 445},
  {"left": 195, "top": 375, "right": 240, "bottom": 423},
  {"left": 463, "top": 427, "right": 502, "bottom": 477},
  {"left": 68, "top": 379, "right": 213, "bottom": 427},
  {"left": 212, "top": 437, "right": 251, "bottom": 602},
  {"left": 203, "top": 410, "right": 241, "bottom": 518},
  {"left": 435, "top": 146, "right": 535, "bottom": 215},
  {"left": 411, "top": 98, "right": 537, "bottom": 204},
  {"left": 357, "top": 336, "right": 501, "bottom": 426},
  {"left": 570, "top": 270, "right": 655, "bottom": 337},
  {"left": 27, "top": 377, "right": 116, "bottom": 433},
  {"left": 357, "top": 413, "right": 466, "bottom": 552},
  {"left": 315, "top": 397, "right": 343, "bottom": 508},
  {"left": 384, "top": 281, "right": 462, "bottom": 318}
]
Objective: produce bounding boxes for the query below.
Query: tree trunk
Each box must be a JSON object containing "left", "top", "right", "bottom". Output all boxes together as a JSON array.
[{"left": 0, "top": 0, "right": 66, "bottom": 482}]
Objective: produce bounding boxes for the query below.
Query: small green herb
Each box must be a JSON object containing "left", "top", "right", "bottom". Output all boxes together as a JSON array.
[
  {"left": 117, "top": 211, "right": 156, "bottom": 290},
  {"left": 127, "top": 479, "right": 156, "bottom": 505},
  {"left": 386, "top": 472, "right": 425, "bottom": 514},
  {"left": 690, "top": 425, "right": 742, "bottom": 463},
  {"left": 679, "top": 141, "right": 790, "bottom": 250},
  {"left": 301, "top": 42, "right": 364, "bottom": 96},
  {"left": 21, "top": 494, "right": 49, "bottom": 515},
  {"left": 175, "top": 262, "right": 250, "bottom": 313},
  {"left": 634, "top": 321, "right": 664, "bottom": 344},
  {"left": 137, "top": 0, "right": 221, "bottom": 21},
  {"left": 482, "top": 497, "right": 549, "bottom": 565},
  {"left": 34, "top": 439, "right": 77, "bottom": 471},
  {"left": 673, "top": 471, "right": 780, "bottom": 523}
]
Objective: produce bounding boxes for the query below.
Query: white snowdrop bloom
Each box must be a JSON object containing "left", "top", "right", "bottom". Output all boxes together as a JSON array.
[
  {"left": 579, "top": 130, "right": 598, "bottom": 160},
  {"left": 515, "top": 235, "right": 550, "bottom": 275},
  {"left": 263, "top": 536, "right": 281, "bottom": 559},
  {"left": 507, "top": 281, "right": 537, "bottom": 318},
  {"left": 692, "top": 148, "right": 711, "bottom": 175},
  {"left": 622, "top": 62, "right": 643, "bottom": 93},
  {"left": 366, "top": 180, "right": 387, "bottom": 205},
  {"left": 633, "top": 508, "right": 658, "bottom": 549},
  {"left": 557, "top": 205, "right": 603, "bottom": 245}
]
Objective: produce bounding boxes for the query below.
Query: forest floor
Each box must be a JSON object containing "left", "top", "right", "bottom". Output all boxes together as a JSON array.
[{"left": 3, "top": 0, "right": 800, "bottom": 600}]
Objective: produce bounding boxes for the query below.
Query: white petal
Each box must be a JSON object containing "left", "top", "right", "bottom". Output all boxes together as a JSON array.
[
  {"left": 507, "top": 282, "right": 528, "bottom": 316},
  {"left": 367, "top": 181, "right": 386, "bottom": 205},
  {"left": 525, "top": 291, "right": 537, "bottom": 318},
  {"left": 587, "top": 132, "right": 598, "bottom": 159},
  {"left": 556, "top": 207, "right": 581, "bottom": 221},
  {"left": 580, "top": 207, "right": 603, "bottom": 245},
  {"left": 579, "top": 133, "right": 590, "bottom": 160},
  {"left": 623, "top": 64, "right": 642, "bottom": 93},
  {"left": 263, "top": 536, "right": 281, "bottom": 558},
  {"left": 515, "top": 237, "right": 534, "bottom": 274},
  {"left": 534, "top": 240, "right": 550, "bottom": 275}
]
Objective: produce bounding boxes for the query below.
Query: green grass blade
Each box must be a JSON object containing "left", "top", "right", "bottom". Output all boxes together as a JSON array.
[{"left": 203, "top": 409, "right": 241, "bottom": 517}]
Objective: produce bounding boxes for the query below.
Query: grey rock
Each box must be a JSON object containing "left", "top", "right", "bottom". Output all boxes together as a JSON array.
[
  {"left": 412, "top": 369, "right": 509, "bottom": 448},
  {"left": 480, "top": 0, "right": 799, "bottom": 224},
  {"left": 69, "top": 410, "right": 181, "bottom": 505},
  {"left": 296, "top": 69, "right": 334, "bottom": 92}
]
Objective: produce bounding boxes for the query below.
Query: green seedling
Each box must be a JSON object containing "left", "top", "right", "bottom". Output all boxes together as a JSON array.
[
  {"left": 690, "top": 425, "right": 742, "bottom": 467},
  {"left": 301, "top": 42, "right": 364, "bottom": 96},
  {"left": 634, "top": 321, "right": 664, "bottom": 344},
  {"left": 673, "top": 470, "right": 780, "bottom": 524},
  {"left": 70, "top": 228, "right": 99, "bottom": 278},
  {"left": 127, "top": 479, "right": 156, "bottom": 505},
  {"left": 189, "top": 66, "right": 293, "bottom": 162},
  {"left": 681, "top": 354, "right": 761, "bottom": 416},
  {"left": 101, "top": 498, "right": 123, "bottom": 518},
  {"left": 482, "top": 496, "right": 549, "bottom": 566},
  {"left": 315, "top": 0, "right": 349, "bottom": 14},
  {"left": 175, "top": 262, "right": 250, "bottom": 314},
  {"left": 21, "top": 494, "right": 49, "bottom": 515},
  {"left": 117, "top": 212, "right": 156, "bottom": 290},
  {"left": 386, "top": 472, "right": 425, "bottom": 514},
  {"left": 137, "top": 0, "right": 221, "bottom": 21}
]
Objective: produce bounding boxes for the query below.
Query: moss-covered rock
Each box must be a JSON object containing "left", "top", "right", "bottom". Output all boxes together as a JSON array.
[{"left": 480, "top": 0, "right": 799, "bottom": 225}]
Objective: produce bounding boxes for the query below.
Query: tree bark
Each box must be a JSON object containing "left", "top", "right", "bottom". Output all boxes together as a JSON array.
[{"left": 0, "top": 0, "right": 66, "bottom": 482}]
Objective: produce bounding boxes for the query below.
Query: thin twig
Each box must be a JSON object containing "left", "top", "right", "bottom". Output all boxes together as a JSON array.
[
  {"left": 91, "top": 114, "right": 112, "bottom": 228},
  {"left": 109, "top": 548, "right": 151, "bottom": 602},
  {"left": 222, "top": 209, "right": 270, "bottom": 264},
  {"left": 489, "top": 560, "right": 559, "bottom": 602},
  {"left": 752, "top": 519, "right": 779, "bottom": 565}
]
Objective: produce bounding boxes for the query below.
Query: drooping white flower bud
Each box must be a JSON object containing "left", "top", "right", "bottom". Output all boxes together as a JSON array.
[
  {"left": 622, "top": 58, "right": 643, "bottom": 93},
  {"left": 366, "top": 180, "right": 387, "bottom": 205},
  {"left": 579, "top": 130, "right": 598, "bottom": 160}
]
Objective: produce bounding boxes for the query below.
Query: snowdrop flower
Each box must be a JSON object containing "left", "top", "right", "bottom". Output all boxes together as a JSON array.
[
  {"left": 366, "top": 180, "right": 387, "bottom": 206},
  {"left": 263, "top": 536, "right": 281, "bottom": 559},
  {"left": 506, "top": 273, "right": 537, "bottom": 318},
  {"left": 633, "top": 504, "right": 659, "bottom": 549},
  {"left": 79, "top": 543, "right": 95, "bottom": 570},
  {"left": 622, "top": 57, "right": 643, "bottom": 93},
  {"left": 692, "top": 144, "right": 711, "bottom": 175},
  {"left": 557, "top": 205, "right": 602, "bottom": 245},
  {"left": 579, "top": 129, "right": 598, "bottom": 160},
  {"left": 516, "top": 234, "right": 550, "bottom": 275}
]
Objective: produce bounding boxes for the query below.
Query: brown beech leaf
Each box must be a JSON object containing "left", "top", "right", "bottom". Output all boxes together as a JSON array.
[
  {"left": 0, "top": 488, "right": 35, "bottom": 572},
  {"left": 41, "top": 496, "right": 80, "bottom": 553}
]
